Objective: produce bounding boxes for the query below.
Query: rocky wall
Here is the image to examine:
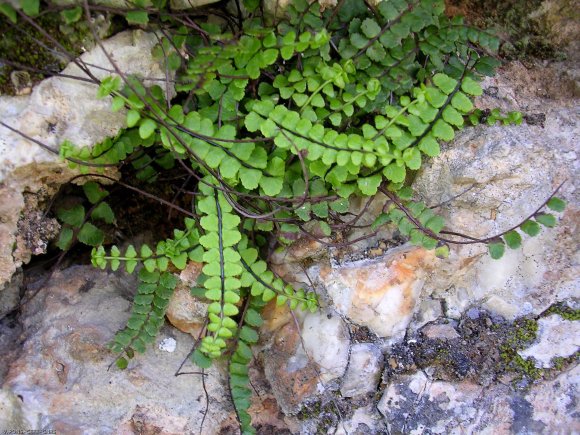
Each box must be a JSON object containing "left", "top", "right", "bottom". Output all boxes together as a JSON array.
[
  {"left": 0, "top": 1, "right": 578, "bottom": 433},
  {"left": 0, "top": 30, "right": 171, "bottom": 295}
]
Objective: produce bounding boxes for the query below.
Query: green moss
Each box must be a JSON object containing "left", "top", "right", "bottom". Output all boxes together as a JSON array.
[
  {"left": 552, "top": 357, "right": 565, "bottom": 371},
  {"left": 297, "top": 401, "right": 322, "bottom": 420},
  {"left": 510, "top": 354, "right": 543, "bottom": 380},
  {"left": 544, "top": 303, "right": 580, "bottom": 321},
  {"left": 447, "top": 0, "right": 566, "bottom": 60},
  {"left": 550, "top": 352, "right": 579, "bottom": 372},
  {"left": 0, "top": 12, "right": 93, "bottom": 95},
  {"left": 499, "top": 317, "right": 540, "bottom": 380},
  {"left": 512, "top": 318, "right": 538, "bottom": 343},
  {"left": 296, "top": 398, "right": 350, "bottom": 434}
]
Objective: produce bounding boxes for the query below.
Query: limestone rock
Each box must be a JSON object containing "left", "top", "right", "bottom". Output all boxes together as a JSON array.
[
  {"left": 525, "top": 364, "right": 580, "bottom": 432},
  {"left": 0, "top": 30, "right": 173, "bottom": 291},
  {"left": 421, "top": 323, "right": 460, "bottom": 341},
  {"left": 378, "top": 371, "right": 518, "bottom": 433},
  {"left": 271, "top": 237, "right": 326, "bottom": 264},
  {"left": 332, "top": 405, "right": 385, "bottom": 434},
  {"left": 165, "top": 262, "right": 207, "bottom": 336},
  {"left": 261, "top": 303, "right": 350, "bottom": 414},
  {"left": 0, "top": 30, "right": 170, "bottom": 182},
  {"left": 413, "top": 77, "right": 579, "bottom": 320},
  {"left": 261, "top": 303, "right": 321, "bottom": 414},
  {"left": 340, "top": 343, "right": 383, "bottom": 398},
  {"left": 0, "top": 272, "right": 22, "bottom": 320},
  {"left": 300, "top": 310, "right": 350, "bottom": 383},
  {"left": 320, "top": 246, "right": 437, "bottom": 339},
  {"left": 0, "top": 389, "right": 30, "bottom": 431},
  {"left": 518, "top": 314, "right": 580, "bottom": 368},
  {"left": 1, "top": 266, "right": 231, "bottom": 433},
  {"left": 0, "top": 189, "right": 27, "bottom": 294}
]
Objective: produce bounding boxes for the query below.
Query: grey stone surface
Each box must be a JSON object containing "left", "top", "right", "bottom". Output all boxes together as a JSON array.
[
  {"left": 378, "top": 371, "right": 524, "bottom": 434},
  {"left": 1, "top": 266, "right": 233, "bottom": 433},
  {"left": 378, "top": 362, "right": 580, "bottom": 434},
  {"left": 0, "top": 272, "right": 21, "bottom": 320},
  {"left": 340, "top": 343, "right": 383, "bottom": 398},
  {"left": 300, "top": 310, "right": 351, "bottom": 383},
  {"left": 0, "top": 2, "right": 578, "bottom": 433},
  {"left": 0, "top": 389, "right": 30, "bottom": 431},
  {"left": 262, "top": 54, "right": 580, "bottom": 431},
  {"left": 0, "top": 30, "right": 170, "bottom": 182},
  {"left": 413, "top": 64, "right": 579, "bottom": 321},
  {"left": 519, "top": 314, "right": 580, "bottom": 368},
  {"left": 319, "top": 246, "right": 437, "bottom": 339}
]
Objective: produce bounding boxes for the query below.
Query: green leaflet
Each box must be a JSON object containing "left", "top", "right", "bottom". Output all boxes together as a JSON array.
[
  {"left": 504, "top": 231, "right": 522, "bottom": 249},
  {"left": 547, "top": 197, "right": 566, "bottom": 212},
  {"left": 197, "top": 186, "right": 247, "bottom": 359},
  {"left": 433, "top": 73, "right": 458, "bottom": 95},
  {"left": 488, "top": 240, "right": 505, "bottom": 260}
]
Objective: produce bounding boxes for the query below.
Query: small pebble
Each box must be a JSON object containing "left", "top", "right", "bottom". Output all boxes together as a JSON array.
[
  {"left": 159, "top": 337, "right": 177, "bottom": 352},
  {"left": 369, "top": 248, "right": 383, "bottom": 257}
]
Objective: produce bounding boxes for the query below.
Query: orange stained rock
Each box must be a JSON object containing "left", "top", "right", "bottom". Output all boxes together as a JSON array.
[
  {"left": 266, "top": 322, "right": 320, "bottom": 409},
  {"left": 178, "top": 261, "right": 203, "bottom": 286},
  {"left": 342, "top": 248, "right": 433, "bottom": 305},
  {"left": 165, "top": 262, "right": 206, "bottom": 336},
  {"left": 165, "top": 284, "right": 206, "bottom": 336},
  {"left": 320, "top": 246, "right": 437, "bottom": 337},
  {"left": 261, "top": 300, "right": 293, "bottom": 333}
]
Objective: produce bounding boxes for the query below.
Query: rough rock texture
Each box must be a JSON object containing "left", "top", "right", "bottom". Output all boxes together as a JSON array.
[
  {"left": 375, "top": 309, "right": 580, "bottom": 433},
  {"left": 378, "top": 371, "right": 519, "bottom": 433},
  {"left": 261, "top": 52, "right": 579, "bottom": 432},
  {"left": 165, "top": 261, "right": 207, "bottom": 336},
  {"left": 300, "top": 311, "right": 350, "bottom": 383},
  {"left": 518, "top": 314, "right": 580, "bottom": 367},
  {"left": 411, "top": 55, "right": 579, "bottom": 322},
  {"left": 0, "top": 266, "right": 237, "bottom": 433},
  {"left": 262, "top": 334, "right": 319, "bottom": 415},
  {"left": 0, "top": 30, "right": 169, "bottom": 181},
  {"left": 260, "top": 303, "right": 350, "bottom": 414},
  {"left": 0, "top": 272, "right": 22, "bottom": 320},
  {"left": 320, "top": 246, "right": 437, "bottom": 339},
  {"left": 377, "top": 363, "right": 580, "bottom": 434},
  {"left": 0, "top": 389, "right": 30, "bottom": 431},
  {"left": 340, "top": 343, "right": 383, "bottom": 398},
  {"left": 525, "top": 364, "right": 580, "bottom": 432},
  {"left": 0, "top": 30, "right": 171, "bottom": 291},
  {"left": 1, "top": 2, "right": 578, "bottom": 433}
]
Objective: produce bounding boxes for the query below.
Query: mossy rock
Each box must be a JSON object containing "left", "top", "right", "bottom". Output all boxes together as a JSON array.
[
  {"left": 0, "top": 11, "right": 109, "bottom": 95},
  {"left": 445, "top": 0, "right": 572, "bottom": 60}
]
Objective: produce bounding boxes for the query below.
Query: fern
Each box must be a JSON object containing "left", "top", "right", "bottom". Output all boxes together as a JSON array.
[
  {"left": 55, "top": 181, "right": 115, "bottom": 249},
  {"left": 91, "top": 217, "right": 201, "bottom": 273},
  {"left": 109, "top": 268, "right": 178, "bottom": 369},
  {"left": 228, "top": 296, "right": 265, "bottom": 434},
  {"left": 4, "top": 0, "right": 566, "bottom": 431}
]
